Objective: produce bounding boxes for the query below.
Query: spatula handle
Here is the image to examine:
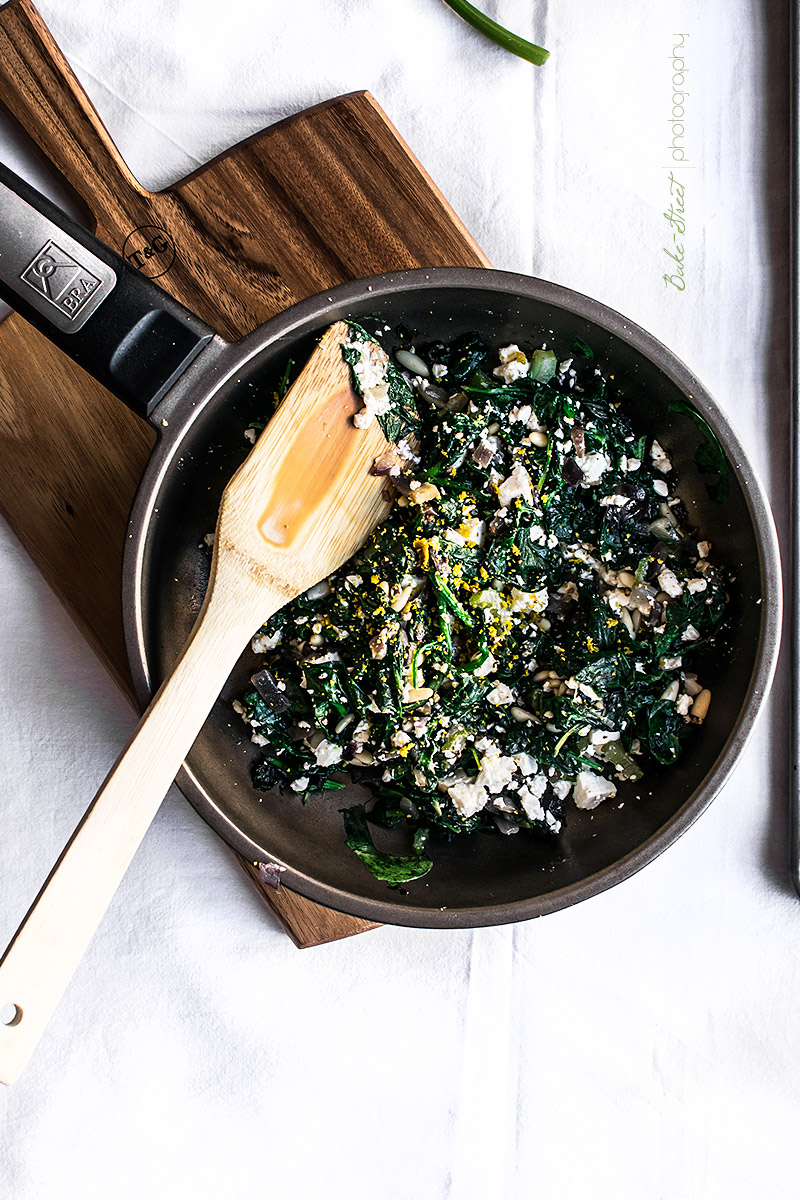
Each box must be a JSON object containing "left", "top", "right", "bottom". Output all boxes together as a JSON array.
[
  {"left": 0, "top": 572, "right": 277, "bottom": 1084},
  {"left": 0, "top": 0, "right": 145, "bottom": 209}
]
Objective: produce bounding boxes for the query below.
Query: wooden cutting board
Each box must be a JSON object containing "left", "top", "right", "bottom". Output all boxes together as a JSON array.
[{"left": 0, "top": 0, "right": 489, "bottom": 948}]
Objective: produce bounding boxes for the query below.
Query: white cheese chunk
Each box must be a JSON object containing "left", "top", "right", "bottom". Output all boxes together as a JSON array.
[
  {"left": 314, "top": 739, "right": 343, "bottom": 767},
  {"left": 497, "top": 462, "right": 534, "bottom": 507},
  {"left": 574, "top": 769, "right": 617, "bottom": 810},
  {"left": 650, "top": 439, "right": 673, "bottom": 473},
  {"left": 487, "top": 682, "right": 515, "bottom": 706},
  {"left": 579, "top": 451, "right": 611, "bottom": 485},
  {"left": 518, "top": 774, "right": 548, "bottom": 821}
]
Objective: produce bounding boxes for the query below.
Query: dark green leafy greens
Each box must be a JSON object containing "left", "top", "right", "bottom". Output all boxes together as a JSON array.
[
  {"left": 342, "top": 806, "right": 433, "bottom": 886},
  {"left": 669, "top": 398, "right": 731, "bottom": 504},
  {"left": 235, "top": 327, "right": 731, "bottom": 886}
]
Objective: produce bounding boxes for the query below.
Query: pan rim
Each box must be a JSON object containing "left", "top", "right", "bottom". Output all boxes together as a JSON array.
[{"left": 122, "top": 266, "right": 783, "bottom": 928}]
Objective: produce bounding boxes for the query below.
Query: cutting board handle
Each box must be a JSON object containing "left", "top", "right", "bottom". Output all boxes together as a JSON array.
[{"left": 0, "top": 0, "right": 146, "bottom": 213}]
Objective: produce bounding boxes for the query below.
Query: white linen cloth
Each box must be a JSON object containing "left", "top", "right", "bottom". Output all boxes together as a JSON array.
[{"left": 0, "top": 1, "right": 792, "bottom": 1196}]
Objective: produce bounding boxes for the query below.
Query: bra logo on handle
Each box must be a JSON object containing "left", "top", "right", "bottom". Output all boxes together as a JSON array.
[{"left": 20, "top": 240, "right": 102, "bottom": 320}]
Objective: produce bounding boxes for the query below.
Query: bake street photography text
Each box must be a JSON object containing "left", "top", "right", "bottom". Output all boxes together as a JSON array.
[{"left": 663, "top": 33, "right": 689, "bottom": 292}]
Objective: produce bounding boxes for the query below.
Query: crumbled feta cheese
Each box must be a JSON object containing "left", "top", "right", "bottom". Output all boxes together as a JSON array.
[
  {"left": 574, "top": 770, "right": 617, "bottom": 810},
  {"left": 494, "top": 358, "right": 529, "bottom": 384},
  {"left": 444, "top": 527, "right": 466, "bottom": 546},
  {"left": 497, "top": 462, "right": 534, "bottom": 507},
  {"left": 686, "top": 578, "right": 707, "bottom": 594},
  {"left": 351, "top": 718, "right": 370, "bottom": 744},
  {"left": 391, "top": 730, "right": 412, "bottom": 748},
  {"left": 514, "top": 752, "right": 539, "bottom": 776},
  {"left": 653, "top": 479, "right": 669, "bottom": 497},
  {"left": 552, "top": 780, "right": 573, "bottom": 801},
  {"left": 252, "top": 628, "right": 283, "bottom": 653},
  {"left": 494, "top": 344, "right": 529, "bottom": 375},
  {"left": 650, "top": 439, "right": 672, "bottom": 473},
  {"left": 518, "top": 775, "right": 548, "bottom": 821},
  {"left": 590, "top": 729, "right": 620, "bottom": 745},
  {"left": 697, "top": 540, "right": 711, "bottom": 558},
  {"left": 447, "top": 740, "right": 520, "bottom": 817},
  {"left": 473, "top": 652, "right": 497, "bottom": 678},
  {"left": 396, "top": 437, "right": 420, "bottom": 464},
  {"left": 473, "top": 742, "right": 518, "bottom": 792},
  {"left": 598, "top": 494, "right": 630, "bottom": 508},
  {"left": 314, "top": 739, "right": 343, "bottom": 767},
  {"left": 487, "top": 682, "right": 515, "bottom": 706},
  {"left": 660, "top": 655, "right": 682, "bottom": 670},
  {"left": 447, "top": 779, "right": 488, "bottom": 818},
  {"left": 510, "top": 586, "right": 549, "bottom": 614},
  {"left": 457, "top": 517, "right": 486, "bottom": 547},
  {"left": 681, "top": 624, "right": 700, "bottom": 642},
  {"left": 290, "top": 777, "right": 310, "bottom": 792},
  {"left": 579, "top": 451, "right": 611, "bottom": 485},
  {"left": 676, "top": 694, "right": 692, "bottom": 716},
  {"left": 344, "top": 335, "right": 392, "bottom": 426}
]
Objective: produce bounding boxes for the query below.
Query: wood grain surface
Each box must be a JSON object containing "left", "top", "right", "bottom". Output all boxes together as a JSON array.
[
  {"left": 0, "top": 321, "right": 398, "bottom": 1084},
  {"left": 0, "top": 0, "right": 488, "bottom": 947}
]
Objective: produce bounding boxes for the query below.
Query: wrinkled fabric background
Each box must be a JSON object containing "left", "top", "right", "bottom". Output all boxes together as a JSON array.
[{"left": 0, "top": 2, "right": 792, "bottom": 1197}]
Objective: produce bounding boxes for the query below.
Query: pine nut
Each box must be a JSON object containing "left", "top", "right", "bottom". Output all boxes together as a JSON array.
[
  {"left": 395, "top": 349, "right": 429, "bottom": 377},
  {"left": 391, "top": 585, "right": 413, "bottom": 611},
  {"left": 690, "top": 688, "right": 711, "bottom": 722}
]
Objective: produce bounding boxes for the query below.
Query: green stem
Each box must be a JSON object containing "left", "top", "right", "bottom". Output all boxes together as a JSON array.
[
  {"left": 441, "top": 0, "right": 549, "bottom": 66},
  {"left": 411, "top": 640, "right": 439, "bottom": 687},
  {"left": 432, "top": 572, "right": 475, "bottom": 627},
  {"left": 553, "top": 723, "right": 582, "bottom": 757},
  {"left": 434, "top": 601, "right": 454, "bottom": 657},
  {"left": 537, "top": 436, "right": 554, "bottom": 494}
]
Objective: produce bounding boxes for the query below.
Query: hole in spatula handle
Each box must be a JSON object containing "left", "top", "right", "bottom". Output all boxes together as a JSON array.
[{"left": 0, "top": 1003, "right": 22, "bottom": 1027}]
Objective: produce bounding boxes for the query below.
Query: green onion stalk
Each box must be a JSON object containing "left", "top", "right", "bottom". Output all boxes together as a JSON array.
[{"left": 441, "top": 0, "right": 549, "bottom": 66}]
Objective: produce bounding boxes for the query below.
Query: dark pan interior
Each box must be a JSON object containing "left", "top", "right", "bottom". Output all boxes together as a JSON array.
[{"left": 130, "top": 274, "right": 777, "bottom": 926}]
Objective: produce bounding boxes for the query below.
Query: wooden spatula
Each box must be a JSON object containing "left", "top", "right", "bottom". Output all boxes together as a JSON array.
[{"left": 0, "top": 321, "right": 395, "bottom": 1084}]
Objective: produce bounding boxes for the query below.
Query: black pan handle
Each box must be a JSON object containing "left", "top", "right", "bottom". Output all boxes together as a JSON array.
[{"left": 0, "top": 163, "right": 214, "bottom": 419}]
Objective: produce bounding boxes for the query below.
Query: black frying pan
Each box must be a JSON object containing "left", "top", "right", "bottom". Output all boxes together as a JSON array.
[{"left": 0, "top": 162, "right": 782, "bottom": 928}]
